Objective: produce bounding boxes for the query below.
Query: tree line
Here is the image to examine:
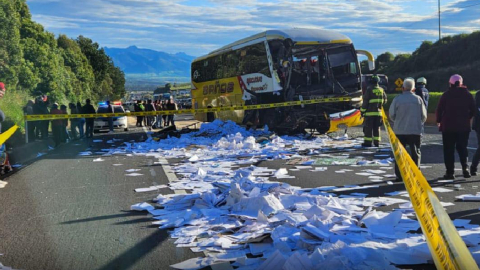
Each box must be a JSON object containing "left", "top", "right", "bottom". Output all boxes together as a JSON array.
[
  {"left": 0, "top": 0, "right": 125, "bottom": 104},
  {"left": 361, "top": 31, "right": 480, "bottom": 92}
]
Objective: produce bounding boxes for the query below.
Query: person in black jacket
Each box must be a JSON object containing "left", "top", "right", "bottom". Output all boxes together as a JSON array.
[
  {"left": 471, "top": 91, "right": 480, "bottom": 176},
  {"left": 82, "top": 99, "right": 96, "bottom": 138}
]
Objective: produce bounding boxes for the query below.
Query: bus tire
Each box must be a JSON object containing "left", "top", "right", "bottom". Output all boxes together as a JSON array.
[{"left": 316, "top": 114, "right": 331, "bottom": 134}]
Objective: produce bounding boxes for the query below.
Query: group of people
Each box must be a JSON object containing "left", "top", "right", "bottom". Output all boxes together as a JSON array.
[
  {"left": 134, "top": 99, "right": 177, "bottom": 129},
  {"left": 24, "top": 98, "right": 97, "bottom": 146},
  {"left": 362, "top": 74, "right": 479, "bottom": 181}
]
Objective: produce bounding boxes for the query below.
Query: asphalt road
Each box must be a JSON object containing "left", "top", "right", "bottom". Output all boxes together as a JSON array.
[
  {"left": 1, "top": 116, "right": 480, "bottom": 270},
  {"left": 0, "top": 123, "right": 200, "bottom": 270}
]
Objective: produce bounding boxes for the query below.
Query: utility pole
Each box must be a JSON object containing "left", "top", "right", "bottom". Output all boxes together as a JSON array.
[{"left": 438, "top": 0, "right": 442, "bottom": 42}]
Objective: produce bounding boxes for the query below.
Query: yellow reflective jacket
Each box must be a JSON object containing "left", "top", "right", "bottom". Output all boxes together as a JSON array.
[{"left": 360, "top": 85, "right": 387, "bottom": 117}]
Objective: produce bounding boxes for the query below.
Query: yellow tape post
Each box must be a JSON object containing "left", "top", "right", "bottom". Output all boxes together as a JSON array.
[
  {"left": 24, "top": 97, "right": 353, "bottom": 121},
  {"left": 0, "top": 125, "right": 19, "bottom": 146},
  {"left": 382, "top": 108, "right": 478, "bottom": 270}
]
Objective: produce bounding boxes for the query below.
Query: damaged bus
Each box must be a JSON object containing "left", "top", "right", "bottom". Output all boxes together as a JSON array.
[{"left": 190, "top": 29, "right": 375, "bottom": 133}]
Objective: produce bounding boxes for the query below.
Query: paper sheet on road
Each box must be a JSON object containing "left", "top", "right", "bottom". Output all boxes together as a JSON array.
[{"left": 75, "top": 119, "right": 478, "bottom": 270}]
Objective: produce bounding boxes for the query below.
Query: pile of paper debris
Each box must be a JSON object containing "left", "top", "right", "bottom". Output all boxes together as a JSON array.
[{"left": 115, "top": 120, "right": 480, "bottom": 269}]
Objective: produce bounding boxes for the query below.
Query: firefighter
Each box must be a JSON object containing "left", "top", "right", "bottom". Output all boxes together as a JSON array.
[{"left": 360, "top": 75, "right": 387, "bottom": 147}]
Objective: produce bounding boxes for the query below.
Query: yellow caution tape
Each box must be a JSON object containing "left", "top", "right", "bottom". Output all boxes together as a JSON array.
[
  {"left": 382, "top": 108, "right": 478, "bottom": 270},
  {"left": 0, "top": 125, "right": 19, "bottom": 146},
  {"left": 24, "top": 97, "right": 353, "bottom": 121}
]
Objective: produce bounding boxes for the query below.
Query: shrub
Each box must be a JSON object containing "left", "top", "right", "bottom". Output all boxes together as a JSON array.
[{"left": 0, "top": 90, "right": 31, "bottom": 147}]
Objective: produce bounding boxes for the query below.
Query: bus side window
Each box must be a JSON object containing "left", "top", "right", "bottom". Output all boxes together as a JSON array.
[
  {"left": 192, "top": 60, "right": 204, "bottom": 83},
  {"left": 223, "top": 51, "right": 239, "bottom": 78},
  {"left": 239, "top": 43, "right": 271, "bottom": 77}
]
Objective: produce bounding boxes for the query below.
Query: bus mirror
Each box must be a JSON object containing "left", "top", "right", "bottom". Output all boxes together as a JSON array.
[{"left": 356, "top": 50, "right": 375, "bottom": 71}]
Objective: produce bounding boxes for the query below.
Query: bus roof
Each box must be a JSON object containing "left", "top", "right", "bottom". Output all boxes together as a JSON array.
[{"left": 194, "top": 29, "right": 352, "bottom": 62}]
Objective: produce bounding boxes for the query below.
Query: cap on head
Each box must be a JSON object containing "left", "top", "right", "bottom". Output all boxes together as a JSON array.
[
  {"left": 403, "top": 77, "right": 415, "bottom": 91},
  {"left": 416, "top": 77, "right": 427, "bottom": 85},
  {"left": 449, "top": 74, "right": 463, "bottom": 86},
  {"left": 0, "top": 82, "right": 5, "bottom": 90}
]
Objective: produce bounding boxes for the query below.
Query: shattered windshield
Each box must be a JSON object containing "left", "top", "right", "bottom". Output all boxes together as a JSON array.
[{"left": 328, "top": 49, "right": 358, "bottom": 78}]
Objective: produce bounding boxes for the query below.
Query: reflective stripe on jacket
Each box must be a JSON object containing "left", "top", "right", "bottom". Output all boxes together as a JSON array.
[{"left": 360, "top": 85, "right": 387, "bottom": 116}]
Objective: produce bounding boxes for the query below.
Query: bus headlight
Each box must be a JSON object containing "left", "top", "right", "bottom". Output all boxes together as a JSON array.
[{"left": 350, "top": 97, "right": 362, "bottom": 102}]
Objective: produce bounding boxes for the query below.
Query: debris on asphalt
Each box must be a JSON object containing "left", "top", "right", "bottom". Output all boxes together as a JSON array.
[{"left": 85, "top": 120, "right": 480, "bottom": 269}]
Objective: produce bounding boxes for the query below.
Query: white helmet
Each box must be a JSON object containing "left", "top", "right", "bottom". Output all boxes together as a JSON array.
[{"left": 416, "top": 77, "right": 427, "bottom": 85}]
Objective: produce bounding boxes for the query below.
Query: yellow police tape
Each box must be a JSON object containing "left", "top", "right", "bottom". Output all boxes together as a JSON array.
[
  {"left": 382, "top": 108, "right": 478, "bottom": 270},
  {"left": 24, "top": 97, "right": 353, "bottom": 121},
  {"left": 0, "top": 125, "right": 18, "bottom": 146}
]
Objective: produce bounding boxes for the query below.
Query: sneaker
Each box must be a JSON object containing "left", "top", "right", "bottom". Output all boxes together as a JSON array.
[
  {"left": 463, "top": 168, "right": 471, "bottom": 178},
  {"left": 361, "top": 143, "right": 372, "bottom": 147},
  {"left": 443, "top": 174, "right": 455, "bottom": 180}
]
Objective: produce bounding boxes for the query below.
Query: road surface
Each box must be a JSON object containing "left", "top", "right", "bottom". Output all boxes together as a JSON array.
[{"left": 1, "top": 115, "right": 480, "bottom": 270}]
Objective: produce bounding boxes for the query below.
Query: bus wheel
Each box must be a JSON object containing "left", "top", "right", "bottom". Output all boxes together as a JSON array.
[{"left": 206, "top": 107, "right": 215, "bottom": 122}]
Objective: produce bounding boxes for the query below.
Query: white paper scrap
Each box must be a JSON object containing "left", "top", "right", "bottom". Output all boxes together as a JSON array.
[
  {"left": 93, "top": 158, "right": 104, "bottom": 162},
  {"left": 170, "top": 257, "right": 217, "bottom": 270},
  {"left": 131, "top": 202, "right": 154, "bottom": 211},
  {"left": 126, "top": 173, "right": 143, "bottom": 177}
]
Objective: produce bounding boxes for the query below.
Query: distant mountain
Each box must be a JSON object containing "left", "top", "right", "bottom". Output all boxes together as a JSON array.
[{"left": 104, "top": 46, "right": 195, "bottom": 76}]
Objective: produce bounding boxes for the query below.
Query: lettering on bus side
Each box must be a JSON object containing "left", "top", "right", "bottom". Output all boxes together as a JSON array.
[
  {"left": 202, "top": 82, "right": 235, "bottom": 95},
  {"left": 247, "top": 76, "right": 262, "bottom": 85}
]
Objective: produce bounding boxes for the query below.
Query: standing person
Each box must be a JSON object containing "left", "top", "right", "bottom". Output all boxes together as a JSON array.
[
  {"left": 471, "top": 89, "right": 480, "bottom": 176},
  {"left": 36, "top": 96, "right": 50, "bottom": 139},
  {"left": 106, "top": 100, "right": 114, "bottom": 133},
  {"left": 142, "top": 101, "right": 148, "bottom": 127},
  {"left": 360, "top": 75, "right": 387, "bottom": 147},
  {"left": 76, "top": 102, "right": 85, "bottom": 139},
  {"left": 389, "top": 78, "right": 427, "bottom": 181},
  {"left": 0, "top": 82, "right": 11, "bottom": 175},
  {"left": 24, "top": 100, "right": 36, "bottom": 142},
  {"left": 162, "top": 100, "right": 168, "bottom": 126},
  {"left": 33, "top": 96, "right": 43, "bottom": 139},
  {"left": 436, "top": 74, "right": 476, "bottom": 179},
  {"left": 50, "top": 104, "right": 63, "bottom": 147},
  {"left": 60, "top": 105, "right": 69, "bottom": 142},
  {"left": 167, "top": 98, "right": 177, "bottom": 127},
  {"left": 68, "top": 103, "right": 78, "bottom": 140},
  {"left": 135, "top": 100, "right": 144, "bottom": 127},
  {"left": 145, "top": 99, "right": 155, "bottom": 127},
  {"left": 0, "top": 83, "right": 6, "bottom": 134},
  {"left": 82, "top": 99, "right": 96, "bottom": 138},
  {"left": 155, "top": 100, "right": 163, "bottom": 128},
  {"left": 415, "top": 77, "right": 429, "bottom": 108}
]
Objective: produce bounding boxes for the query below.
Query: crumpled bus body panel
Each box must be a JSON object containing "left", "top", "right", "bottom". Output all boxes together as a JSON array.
[{"left": 191, "top": 29, "right": 372, "bottom": 134}]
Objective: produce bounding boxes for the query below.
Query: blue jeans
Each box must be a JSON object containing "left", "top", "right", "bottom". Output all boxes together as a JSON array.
[{"left": 77, "top": 118, "right": 85, "bottom": 138}]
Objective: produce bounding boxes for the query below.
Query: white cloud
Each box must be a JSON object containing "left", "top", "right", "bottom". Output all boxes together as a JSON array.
[{"left": 26, "top": 0, "right": 480, "bottom": 56}]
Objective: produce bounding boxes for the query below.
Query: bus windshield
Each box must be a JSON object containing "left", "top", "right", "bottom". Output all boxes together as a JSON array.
[{"left": 281, "top": 44, "right": 360, "bottom": 96}]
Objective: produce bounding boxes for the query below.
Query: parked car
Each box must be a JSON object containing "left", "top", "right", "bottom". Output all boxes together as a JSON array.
[{"left": 94, "top": 103, "right": 128, "bottom": 132}]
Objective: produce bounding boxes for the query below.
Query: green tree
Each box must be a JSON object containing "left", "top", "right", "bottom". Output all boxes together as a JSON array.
[{"left": 0, "top": 0, "right": 22, "bottom": 87}]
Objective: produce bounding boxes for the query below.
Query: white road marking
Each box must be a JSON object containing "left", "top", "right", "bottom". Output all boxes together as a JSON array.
[{"left": 140, "top": 126, "right": 232, "bottom": 270}]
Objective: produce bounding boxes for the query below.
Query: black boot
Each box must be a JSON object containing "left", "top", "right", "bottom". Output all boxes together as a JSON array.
[
  {"left": 361, "top": 143, "right": 372, "bottom": 147},
  {"left": 463, "top": 167, "right": 471, "bottom": 178},
  {"left": 471, "top": 166, "right": 477, "bottom": 176},
  {"left": 443, "top": 173, "right": 455, "bottom": 180}
]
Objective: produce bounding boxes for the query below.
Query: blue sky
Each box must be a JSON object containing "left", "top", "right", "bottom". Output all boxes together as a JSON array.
[{"left": 26, "top": 0, "right": 480, "bottom": 57}]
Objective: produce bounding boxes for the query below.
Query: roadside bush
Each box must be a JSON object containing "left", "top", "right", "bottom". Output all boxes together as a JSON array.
[{"left": 0, "top": 90, "right": 30, "bottom": 147}]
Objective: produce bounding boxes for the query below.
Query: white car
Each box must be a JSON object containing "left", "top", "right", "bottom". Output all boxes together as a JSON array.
[{"left": 94, "top": 105, "right": 129, "bottom": 132}]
